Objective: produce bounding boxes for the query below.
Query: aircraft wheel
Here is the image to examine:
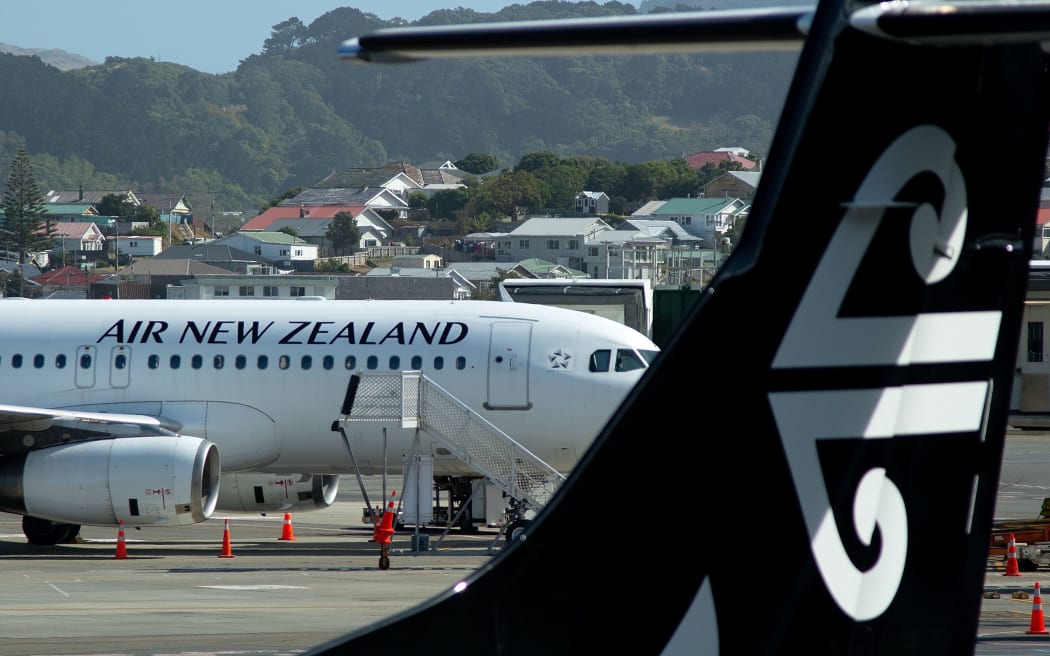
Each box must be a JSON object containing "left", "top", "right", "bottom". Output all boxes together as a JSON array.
[
  {"left": 505, "top": 519, "right": 531, "bottom": 543},
  {"left": 22, "top": 516, "right": 80, "bottom": 546}
]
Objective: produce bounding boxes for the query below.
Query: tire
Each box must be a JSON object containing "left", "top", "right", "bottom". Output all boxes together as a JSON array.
[
  {"left": 22, "top": 516, "right": 81, "bottom": 546},
  {"left": 505, "top": 519, "right": 531, "bottom": 542}
]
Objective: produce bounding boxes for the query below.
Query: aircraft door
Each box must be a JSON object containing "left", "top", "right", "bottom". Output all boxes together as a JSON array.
[
  {"left": 109, "top": 345, "right": 131, "bottom": 388},
  {"left": 486, "top": 322, "right": 532, "bottom": 410},
  {"left": 75, "top": 345, "right": 96, "bottom": 388}
]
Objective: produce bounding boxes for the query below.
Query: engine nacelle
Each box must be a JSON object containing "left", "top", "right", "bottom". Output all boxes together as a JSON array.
[
  {"left": 0, "top": 435, "right": 220, "bottom": 527},
  {"left": 216, "top": 472, "right": 339, "bottom": 513}
]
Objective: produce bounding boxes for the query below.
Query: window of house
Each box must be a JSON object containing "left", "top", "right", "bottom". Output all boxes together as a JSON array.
[
  {"left": 546, "top": 240, "right": 560, "bottom": 250},
  {"left": 263, "top": 286, "right": 278, "bottom": 297},
  {"left": 214, "top": 286, "right": 230, "bottom": 297},
  {"left": 290, "top": 286, "right": 305, "bottom": 297},
  {"left": 1029, "top": 322, "right": 1045, "bottom": 362},
  {"left": 280, "top": 249, "right": 290, "bottom": 256},
  {"left": 519, "top": 239, "right": 530, "bottom": 249},
  {"left": 254, "top": 246, "right": 262, "bottom": 255},
  {"left": 239, "top": 286, "right": 255, "bottom": 296},
  {"left": 588, "top": 247, "right": 599, "bottom": 257},
  {"left": 294, "top": 249, "right": 303, "bottom": 256},
  {"left": 568, "top": 239, "right": 579, "bottom": 249}
]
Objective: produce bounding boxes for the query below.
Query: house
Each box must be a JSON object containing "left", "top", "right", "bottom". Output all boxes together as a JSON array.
[
  {"left": 575, "top": 191, "right": 610, "bottom": 215},
  {"left": 166, "top": 274, "right": 339, "bottom": 300},
  {"left": 151, "top": 243, "right": 278, "bottom": 275},
  {"left": 135, "top": 193, "right": 193, "bottom": 226},
  {"left": 701, "top": 171, "right": 762, "bottom": 202},
  {"left": 503, "top": 217, "right": 614, "bottom": 270},
  {"left": 505, "top": 257, "right": 589, "bottom": 279},
  {"left": 30, "top": 266, "right": 107, "bottom": 295},
  {"left": 391, "top": 253, "right": 444, "bottom": 270},
  {"left": 49, "top": 222, "right": 106, "bottom": 267},
  {"left": 110, "top": 235, "right": 163, "bottom": 258},
  {"left": 631, "top": 197, "right": 748, "bottom": 245},
  {"left": 315, "top": 161, "right": 425, "bottom": 199},
  {"left": 212, "top": 231, "right": 318, "bottom": 272},
  {"left": 683, "top": 149, "right": 758, "bottom": 171},
  {"left": 582, "top": 229, "right": 667, "bottom": 282}
]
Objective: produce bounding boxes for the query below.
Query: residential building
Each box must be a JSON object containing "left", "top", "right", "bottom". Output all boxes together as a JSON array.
[
  {"left": 583, "top": 229, "right": 667, "bottom": 282},
  {"left": 150, "top": 243, "right": 279, "bottom": 275},
  {"left": 575, "top": 191, "right": 610, "bottom": 215},
  {"left": 49, "top": 222, "right": 106, "bottom": 268},
  {"left": 391, "top": 253, "right": 443, "bottom": 270},
  {"left": 502, "top": 217, "right": 614, "bottom": 269},
  {"left": 110, "top": 235, "right": 163, "bottom": 258},
  {"left": 702, "top": 171, "right": 762, "bottom": 202},
  {"left": 166, "top": 275, "right": 338, "bottom": 300},
  {"left": 631, "top": 197, "right": 748, "bottom": 245},
  {"left": 212, "top": 231, "right": 318, "bottom": 272},
  {"left": 506, "top": 257, "right": 589, "bottom": 279}
]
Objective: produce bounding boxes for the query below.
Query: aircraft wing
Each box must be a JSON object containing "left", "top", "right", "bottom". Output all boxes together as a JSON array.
[
  {"left": 0, "top": 404, "right": 180, "bottom": 455},
  {"left": 339, "top": 1, "right": 1050, "bottom": 63}
]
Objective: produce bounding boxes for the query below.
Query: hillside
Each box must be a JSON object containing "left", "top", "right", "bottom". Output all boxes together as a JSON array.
[{"left": 0, "top": 1, "right": 796, "bottom": 220}]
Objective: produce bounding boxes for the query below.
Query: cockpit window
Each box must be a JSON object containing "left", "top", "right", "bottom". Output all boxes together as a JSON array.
[
  {"left": 638, "top": 349, "right": 659, "bottom": 365},
  {"left": 589, "top": 349, "right": 611, "bottom": 372},
  {"left": 614, "top": 349, "right": 646, "bottom": 372}
]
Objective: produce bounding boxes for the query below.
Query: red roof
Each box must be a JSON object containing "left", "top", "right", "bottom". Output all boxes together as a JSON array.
[
  {"left": 1038, "top": 208, "right": 1050, "bottom": 226},
  {"left": 683, "top": 151, "right": 757, "bottom": 171},
  {"left": 241, "top": 204, "right": 365, "bottom": 231},
  {"left": 32, "top": 265, "right": 106, "bottom": 287}
]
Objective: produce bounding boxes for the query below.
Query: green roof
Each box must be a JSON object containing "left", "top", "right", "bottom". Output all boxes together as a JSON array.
[{"left": 654, "top": 197, "right": 740, "bottom": 214}]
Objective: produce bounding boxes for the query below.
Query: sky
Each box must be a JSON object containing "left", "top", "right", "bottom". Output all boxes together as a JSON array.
[{"left": 0, "top": 0, "right": 561, "bottom": 74}]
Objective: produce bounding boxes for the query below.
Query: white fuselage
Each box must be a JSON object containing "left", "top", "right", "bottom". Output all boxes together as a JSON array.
[{"left": 0, "top": 298, "right": 657, "bottom": 478}]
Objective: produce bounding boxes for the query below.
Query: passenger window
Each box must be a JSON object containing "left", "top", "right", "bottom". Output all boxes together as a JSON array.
[
  {"left": 614, "top": 349, "right": 645, "bottom": 372},
  {"left": 279, "top": 355, "right": 290, "bottom": 370},
  {"left": 301, "top": 355, "right": 312, "bottom": 370},
  {"left": 12, "top": 354, "right": 22, "bottom": 369},
  {"left": 433, "top": 356, "right": 444, "bottom": 370},
  {"left": 323, "top": 355, "right": 334, "bottom": 370},
  {"left": 33, "top": 354, "right": 44, "bottom": 369},
  {"left": 589, "top": 350, "right": 611, "bottom": 372},
  {"left": 235, "top": 355, "right": 247, "bottom": 370},
  {"left": 148, "top": 355, "right": 160, "bottom": 369},
  {"left": 55, "top": 354, "right": 66, "bottom": 368},
  {"left": 258, "top": 355, "right": 268, "bottom": 370},
  {"left": 191, "top": 355, "right": 203, "bottom": 370},
  {"left": 455, "top": 356, "right": 466, "bottom": 370},
  {"left": 115, "top": 354, "right": 127, "bottom": 369},
  {"left": 80, "top": 353, "right": 92, "bottom": 369},
  {"left": 170, "top": 355, "right": 181, "bottom": 369},
  {"left": 367, "top": 355, "right": 378, "bottom": 370},
  {"left": 411, "top": 355, "right": 422, "bottom": 369},
  {"left": 345, "top": 355, "right": 356, "bottom": 370},
  {"left": 213, "top": 355, "right": 224, "bottom": 370},
  {"left": 389, "top": 355, "right": 400, "bottom": 370}
]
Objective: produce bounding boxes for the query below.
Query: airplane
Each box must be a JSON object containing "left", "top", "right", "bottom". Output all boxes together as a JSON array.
[
  {"left": 299, "top": 0, "right": 1050, "bottom": 653},
  {"left": 0, "top": 297, "right": 658, "bottom": 545}
]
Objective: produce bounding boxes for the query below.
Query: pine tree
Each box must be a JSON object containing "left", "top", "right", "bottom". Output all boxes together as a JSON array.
[{"left": 1, "top": 145, "right": 53, "bottom": 296}]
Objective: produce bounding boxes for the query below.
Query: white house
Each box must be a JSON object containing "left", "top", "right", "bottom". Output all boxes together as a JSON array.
[
  {"left": 583, "top": 229, "right": 668, "bottom": 282},
  {"left": 212, "top": 231, "right": 318, "bottom": 272},
  {"left": 110, "top": 235, "right": 163, "bottom": 257},
  {"left": 631, "top": 197, "right": 749, "bottom": 245},
  {"left": 503, "top": 217, "right": 614, "bottom": 270},
  {"left": 575, "top": 191, "right": 610, "bottom": 215}
]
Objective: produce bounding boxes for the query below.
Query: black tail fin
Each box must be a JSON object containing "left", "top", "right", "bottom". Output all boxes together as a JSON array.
[{"left": 318, "top": 0, "right": 1050, "bottom": 652}]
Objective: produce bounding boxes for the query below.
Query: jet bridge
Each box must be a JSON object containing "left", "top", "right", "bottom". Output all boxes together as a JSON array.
[{"left": 335, "top": 371, "right": 565, "bottom": 533}]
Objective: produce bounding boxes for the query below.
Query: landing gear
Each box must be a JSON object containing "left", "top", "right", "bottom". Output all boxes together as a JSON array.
[
  {"left": 505, "top": 519, "right": 532, "bottom": 543},
  {"left": 22, "top": 516, "right": 81, "bottom": 545}
]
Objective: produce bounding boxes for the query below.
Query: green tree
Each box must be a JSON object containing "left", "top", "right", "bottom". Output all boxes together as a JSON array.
[
  {"left": 326, "top": 211, "right": 360, "bottom": 255},
  {"left": 455, "top": 153, "right": 500, "bottom": 174},
  {"left": 278, "top": 226, "right": 299, "bottom": 238},
  {"left": 427, "top": 188, "right": 470, "bottom": 221},
  {"left": 96, "top": 193, "right": 136, "bottom": 218},
  {"left": 1, "top": 145, "right": 53, "bottom": 296}
]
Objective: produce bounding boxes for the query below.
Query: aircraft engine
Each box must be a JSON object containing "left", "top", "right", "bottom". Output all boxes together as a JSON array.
[
  {"left": 0, "top": 435, "right": 220, "bottom": 527},
  {"left": 216, "top": 472, "right": 340, "bottom": 513}
]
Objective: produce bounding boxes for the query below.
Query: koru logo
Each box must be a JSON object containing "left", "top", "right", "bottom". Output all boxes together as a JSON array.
[{"left": 768, "top": 125, "right": 995, "bottom": 621}]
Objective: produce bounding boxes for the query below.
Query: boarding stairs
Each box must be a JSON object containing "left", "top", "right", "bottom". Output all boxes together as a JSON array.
[{"left": 337, "top": 371, "right": 565, "bottom": 516}]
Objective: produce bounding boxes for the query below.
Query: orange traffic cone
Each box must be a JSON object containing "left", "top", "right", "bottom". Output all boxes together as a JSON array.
[
  {"left": 218, "top": 518, "right": 235, "bottom": 558},
  {"left": 373, "top": 490, "right": 397, "bottom": 545},
  {"left": 1006, "top": 533, "right": 1022, "bottom": 576},
  {"left": 278, "top": 513, "right": 296, "bottom": 541},
  {"left": 1028, "top": 582, "right": 1050, "bottom": 635},
  {"left": 114, "top": 520, "right": 128, "bottom": 560}
]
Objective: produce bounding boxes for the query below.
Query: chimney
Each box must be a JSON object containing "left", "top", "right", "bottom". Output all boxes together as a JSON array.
[
  {"left": 300, "top": 204, "right": 305, "bottom": 218},
  {"left": 78, "top": 185, "right": 83, "bottom": 201}
]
